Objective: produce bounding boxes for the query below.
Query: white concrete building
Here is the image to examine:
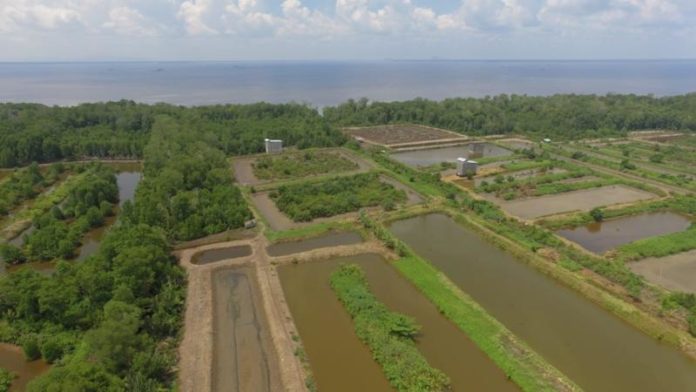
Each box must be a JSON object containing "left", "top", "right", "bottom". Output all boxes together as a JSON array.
[
  {"left": 265, "top": 138, "right": 283, "bottom": 154},
  {"left": 456, "top": 157, "right": 478, "bottom": 177}
]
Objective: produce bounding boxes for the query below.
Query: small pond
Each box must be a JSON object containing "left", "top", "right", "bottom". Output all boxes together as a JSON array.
[
  {"left": 192, "top": 245, "right": 253, "bottom": 265},
  {"left": 267, "top": 231, "right": 362, "bottom": 257}
]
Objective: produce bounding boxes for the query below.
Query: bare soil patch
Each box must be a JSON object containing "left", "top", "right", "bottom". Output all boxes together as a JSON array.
[
  {"left": 231, "top": 157, "right": 259, "bottom": 186},
  {"left": 251, "top": 192, "right": 297, "bottom": 231},
  {"left": 493, "top": 185, "right": 657, "bottom": 220},
  {"left": 344, "top": 124, "right": 467, "bottom": 148},
  {"left": 630, "top": 249, "right": 696, "bottom": 293}
]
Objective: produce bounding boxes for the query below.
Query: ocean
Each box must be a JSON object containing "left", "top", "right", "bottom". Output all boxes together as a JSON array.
[{"left": 0, "top": 60, "right": 694, "bottom": 107}]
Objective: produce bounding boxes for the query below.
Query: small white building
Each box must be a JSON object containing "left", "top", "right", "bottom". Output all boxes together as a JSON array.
[
  {"left": 456, "top": 157, "right": 478, "bottom": 177},
  {"left": 265, "top": 138, "right": 283, "bottom": 154}
]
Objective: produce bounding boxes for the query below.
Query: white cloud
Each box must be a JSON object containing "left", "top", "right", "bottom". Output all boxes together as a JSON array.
[
  {"left": 0, "top": 1, "right": 83, "bottom": 32},
  {"left": 177, "top": 0, "right": 217, "bottom": 34},
  {"left": 103, "top": 6, "right": 159, "bottom": 36},
  {"left": 0, "top": 0, "right": 694, "bottom": 60}
]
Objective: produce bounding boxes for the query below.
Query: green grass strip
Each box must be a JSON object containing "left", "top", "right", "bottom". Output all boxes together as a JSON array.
[{"left": 393, "top": 255, "right": 581, "bottom": 392}]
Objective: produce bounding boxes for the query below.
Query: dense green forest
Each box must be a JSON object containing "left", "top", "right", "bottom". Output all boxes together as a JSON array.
[
  {"left": 0, "top": 102, "right": 345, "bottom": 168},
  {"left": 0, "top": 112, "right": 259, "bottom": 389},
  {"left": 324, "top": 94, "right": 696, "bottom": 139},
  {"left": 122, "top": 115, "right": 252, "bottom": 241}
]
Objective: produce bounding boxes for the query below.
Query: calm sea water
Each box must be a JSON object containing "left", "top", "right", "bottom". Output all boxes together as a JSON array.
[{"left": 0, "top": 60, "right": 694, "bottom": 107}]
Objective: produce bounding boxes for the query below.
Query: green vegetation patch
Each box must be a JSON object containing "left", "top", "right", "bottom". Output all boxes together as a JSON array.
[
  {"left": 1, "top": 164, "right": 119, "bottom": 264},
  {"left": 330, "top": 263, "right": 450, "bottom": 392},
  {"left": 271, "top": 173, "right": 407, "bottom": 222},
  {"left": 0, "top": 163, "right": 65, "bottom": 217},
  {"left": 252, "top": 150, "right": 358, "bottom": 180},
  {"left": 0, "top": 368, "right": 13, "bottom": 392},
  {"left": 616, "top": 225, "right": 696, "bottom": 262}
]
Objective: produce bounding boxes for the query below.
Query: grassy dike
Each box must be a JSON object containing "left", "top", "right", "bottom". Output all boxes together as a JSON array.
[{"left": 359, "top": 212, "right": 580, "bottom": 392}]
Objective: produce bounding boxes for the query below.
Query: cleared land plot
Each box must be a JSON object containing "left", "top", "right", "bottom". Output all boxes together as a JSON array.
[
  {"left": 493, "top": 185, "right": 657, "bottom": 220},
  {"left": 630, "top": 249, "right": 696, "bottom": 293},
  {"left": 253, "top": 151, "right": 358, "bottom": 180},
  {"left": 213, "top": 267, "right": 282, "bottom": 392},
  {"left": 344, "top": 124, "right": 467, "bottom": 148},
  {"left": 391, "top": 143, "right": 512, "bottom": 168},
  {"left": 232, "top": 150, "right": 371, "bottom": 186}
]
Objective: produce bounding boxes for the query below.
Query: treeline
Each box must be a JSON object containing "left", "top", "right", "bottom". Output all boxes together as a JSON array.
[
  {"left": 324, "top": 94, "right": 696, "bottom": 139},
  {"left": 330, "top": 264, "right": 450, "bottom": 391},
  {"left": 0, "top": 101, "right": 345, "bottom": 168},
  {"left": 122, "top": 115, "right": 252, "bottom": 241}
]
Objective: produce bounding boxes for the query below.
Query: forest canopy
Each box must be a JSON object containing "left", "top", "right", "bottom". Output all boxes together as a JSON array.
[{"left": 323, "top": 94, "right": 696, "bottom": 140}]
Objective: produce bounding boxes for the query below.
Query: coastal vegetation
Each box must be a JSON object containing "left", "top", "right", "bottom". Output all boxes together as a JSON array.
[
  {"left": 0, "top": 102, "right": 345, "bottom": 168},
  {"left": 122, "top": 115, "right": 252, "bottom": 241},
  {"left": 330, "top": 263, "right": 450, "bottom": 391},
  {"left": 252, "top": 150, "right": 358, "bottom": 180},
  {"left": 270, "top": 173, "right": 407, "bottom": 222}
]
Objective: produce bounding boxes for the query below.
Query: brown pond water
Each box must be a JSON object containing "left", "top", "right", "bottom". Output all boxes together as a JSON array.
[
  {"left": 212, "top": 267, "right": 281, "bottom": 392},
  {"left": 266, "top": 231, "right": 362, "bottom": 257},
  {"left": 192, "top": 245, "right": 252, "bottom": 265},
  {"left": 0, "top": 343, "right": 49, "bottom": 391},
  {"left": 391, "top": 143, "right": 512, "bottom": 168},
  {"left": 389, "top": 213, "right": 696, "bottom": 392},
  {"left": 556, "top": 212, "right": 693, "bottom": 254},
  {"left": 279, "top": 254, "right": 518, "bottom": 392}
]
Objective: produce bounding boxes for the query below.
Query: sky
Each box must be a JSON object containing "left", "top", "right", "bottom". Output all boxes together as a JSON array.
[{"left": 1, "top": 0, "right": 695, "bottom": 61}]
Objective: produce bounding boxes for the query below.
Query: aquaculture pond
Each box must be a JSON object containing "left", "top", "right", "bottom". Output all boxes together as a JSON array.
[
  {"left": 0, "top": 343, "right": 49, "bottom": 391},
  {"left": 556, "top": 212, "right": 692, "bottom": 253},
  {"left": 212, "top": 267, "right": 281, "bottom": 392},
  {"left": 192, "top": 245, "right": 252, "bottom": 265},
  {"left": 391, "top": 143, "right": 512, "bottom": 168},
  {"left": 266, "top": 231, "right": 362, "bottom": 257},
  {"left": 389, "top": 213, "right": 696, "bottom": 392},
  {"left": 279, "top": 253, "right": 518, "bottom": 392}
]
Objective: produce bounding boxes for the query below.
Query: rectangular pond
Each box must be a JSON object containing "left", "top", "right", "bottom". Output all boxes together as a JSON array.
[
  {"left": 556, "top": 212, "right": 692, "bottom": 254},
  {"left": 266, "top": 231, "right": 362, "bottom": 257},
  {"left": 389, "top": 213, "right": 696, "bottom": 392},
  {"left": 391, "top": 143, "right": 512, "bottom": 168},
  {"left": 279, "top": 253, "right": 518, "bottom": 392}
]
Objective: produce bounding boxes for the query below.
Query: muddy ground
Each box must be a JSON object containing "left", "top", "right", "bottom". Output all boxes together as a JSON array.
[
  {"left": 490, "top": 185, "right": 657, "bottom": 220},
  {"left": 344, "top": 124, "right": 467, "bottom": 147},
  {"left": 630, "top": 249, "right": 696, "bottom": 293},
  {"left": 212, "top": 267, "right": 282, "bottom": 392}
]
